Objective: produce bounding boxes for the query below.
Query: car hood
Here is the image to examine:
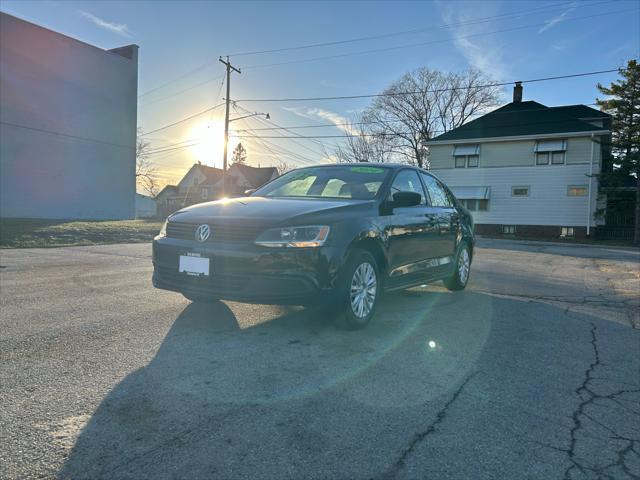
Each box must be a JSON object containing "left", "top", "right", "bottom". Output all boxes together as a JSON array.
[{"left": 169, "top": 196, "right": 375, "bottom": 226}]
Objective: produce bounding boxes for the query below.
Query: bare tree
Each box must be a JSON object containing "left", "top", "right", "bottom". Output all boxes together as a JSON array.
[
  {"left": 332, "top": 118, "right": 394, "bottom": 163},
  {"left": 337, "top": 69, "right": 501, "bottom": 168},
  {"left": 274, "top": 160, "right": 296, "bottom": 175},
  {"left": 136, "top": 128, "right": 159, "bottom": 197}
]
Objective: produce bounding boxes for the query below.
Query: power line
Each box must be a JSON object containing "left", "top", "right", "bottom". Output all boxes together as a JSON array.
[
  {"left": 140, "top": 102, "right": 225, "bottom": 137},
  {"left": 147, "top": 138, "right": 198, "bottom": 154},
  {"left": 138, "top": 60, "right": 218, "bottom": 98},
  {"left": 140, "top": 74, "right": 225, "bottom": 107},
  {"left": 0, "top": 120, "right": 134, "bottom": 149},
  {"left": 242, "top": 8, "right": 635, "bottom": 70},
  {"left": 146, "top": 141, "right": 200, "bottom": 156},
  {"left": 231, "top": 103, "right": 603, "bottom": 132},
  {"left": 226, "top": 1, "right": 599, "bottom": 57},
  {"left": 136, "top": 1, "right": 607, "bottom": 101},
  {"left": 231, "top": 115, "right": 611, "bottom": 139},
  {"left": 235, "top": 104, "right": 333, "bottom": 154},
  {"left": 238, "top": 115, "right": 327, "bottom": 160},
  {"left": 233, "top": 133, "right": 416, "bottom": 139},
  {"left": 235, "top": 116, "right": 321, "bottom": 165},
  {"left": 235, "top": 69, "right": 620, "bottom": 103}
]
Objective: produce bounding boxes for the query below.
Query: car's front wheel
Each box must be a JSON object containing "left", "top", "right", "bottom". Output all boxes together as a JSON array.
[
  {"left": 336, "top": 249, "right": 380, "bottom": 330},
  {"left": 444, "top": 243, "right": 471, "bottom": 291}
]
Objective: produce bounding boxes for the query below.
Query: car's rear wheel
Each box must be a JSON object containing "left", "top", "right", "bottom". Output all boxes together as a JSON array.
[
  {"left": 444, "top": 243, "right": 471, "bottom": 291},
  {"left": 336, "top": 249, "right": 380, "bottom": 330}
]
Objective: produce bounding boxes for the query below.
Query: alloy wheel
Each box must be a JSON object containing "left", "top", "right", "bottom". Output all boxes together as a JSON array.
[
  {"left": 458, "top": 248, "right": 470, "bottom": 284},
  {"left": 350, "top": 262, "right": 377, "bottom": 318}
]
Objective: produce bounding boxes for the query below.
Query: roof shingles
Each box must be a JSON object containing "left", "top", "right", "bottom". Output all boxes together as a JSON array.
[{"left": 429, "top": 101, "right": 609, "bottom": 143}]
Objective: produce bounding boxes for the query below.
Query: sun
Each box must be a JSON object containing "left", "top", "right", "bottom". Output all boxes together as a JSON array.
[{"left": 189, "top": 120, "right": 231, "bottom": 168}]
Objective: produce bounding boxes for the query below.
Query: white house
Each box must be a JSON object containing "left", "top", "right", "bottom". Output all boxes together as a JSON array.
[
  {"left": 426, "top": 83, "right": 611, "bottom": 240},
  {"left": 0, "top": 13, "right": 138, "bottom": 219}
]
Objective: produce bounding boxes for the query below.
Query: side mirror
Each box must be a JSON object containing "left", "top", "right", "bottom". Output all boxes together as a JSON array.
[
  {"left": 392, "top": 191, "right": 422, "bottom": 208},
  {"left": 244, "top": 188, "right": 256, "bottom": 196}
]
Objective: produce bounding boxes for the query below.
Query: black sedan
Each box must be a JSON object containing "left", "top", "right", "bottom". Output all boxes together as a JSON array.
[{"left": 153, "top": 163, "right": 474, "bottom": 329}]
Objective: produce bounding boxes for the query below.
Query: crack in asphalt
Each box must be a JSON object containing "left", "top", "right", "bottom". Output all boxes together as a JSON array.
[
  {"left": 473, "top": 289, "right": 639, "bottom": 329},
  {"left": 563, "top": 324, "right": 640, "bottom": 480},
  {"left": 378, "top": 371, "right": 478, "bottom": 480}
]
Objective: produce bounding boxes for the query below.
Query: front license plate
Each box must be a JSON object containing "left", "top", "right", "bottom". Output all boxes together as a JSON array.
[{"left": 179, "top": 254, "right": 210, "bottom": 276}]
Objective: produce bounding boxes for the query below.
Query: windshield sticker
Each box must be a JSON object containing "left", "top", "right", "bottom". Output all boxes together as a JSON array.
[{"left": 349, "top": 166, "right": 385, "bottom": 174}]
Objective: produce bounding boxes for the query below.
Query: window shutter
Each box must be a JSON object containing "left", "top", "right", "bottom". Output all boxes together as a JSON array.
[
  {"left": 534, "top": 139, "right": 567, "bottom": 152},
  {"left": 453, "top": 144, "right": 480, "bottom": 156}
]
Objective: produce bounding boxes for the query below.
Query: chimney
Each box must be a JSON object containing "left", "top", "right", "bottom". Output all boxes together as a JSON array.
[{"left": 513, "top": 81, "right": 523, "bottom": 103}]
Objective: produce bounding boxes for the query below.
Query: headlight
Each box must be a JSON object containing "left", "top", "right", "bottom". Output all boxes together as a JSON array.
[
  {"left": 255, "top": 225, "right": 330, "bottom": 248},
  {"left": 157, "top": 219, "right": 168, "bottom": 238}
]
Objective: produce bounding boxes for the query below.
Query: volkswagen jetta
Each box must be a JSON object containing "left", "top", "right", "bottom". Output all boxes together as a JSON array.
[{"left": 153, "top": 164, "right": 474, "bottom": 329}]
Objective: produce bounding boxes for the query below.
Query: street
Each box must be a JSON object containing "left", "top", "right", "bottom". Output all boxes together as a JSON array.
[{"left": 1, "top": 238, "right": 638, "bottom": 479}]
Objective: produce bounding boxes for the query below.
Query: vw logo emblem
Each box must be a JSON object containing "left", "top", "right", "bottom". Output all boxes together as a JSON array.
[{"left": 195, "top": 224, "right": 211, "bottom": 242}]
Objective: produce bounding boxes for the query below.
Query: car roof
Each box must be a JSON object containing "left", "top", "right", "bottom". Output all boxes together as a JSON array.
[{"left": 293, "top": 162, "right": 410, "bottom": 170}]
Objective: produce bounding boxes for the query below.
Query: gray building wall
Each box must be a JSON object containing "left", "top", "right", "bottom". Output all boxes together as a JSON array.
[{"left": 0, "top": 13, "right": 138, "bottom": 219}]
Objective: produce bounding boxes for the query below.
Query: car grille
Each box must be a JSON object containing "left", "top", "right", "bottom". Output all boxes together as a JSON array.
[
  {"left": 155, "top": 265, "right": 248, "bottom": 293},
  {"left": 166, "top": 221, "right": 263, "bottom": 243}
]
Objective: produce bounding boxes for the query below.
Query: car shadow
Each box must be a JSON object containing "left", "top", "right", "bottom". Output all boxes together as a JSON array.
[
  {"left": 56, "top": 287, "right": 638, "bottom": 479},
  {"left": 57, "top": 285, "right": 492, "bottom": 478}
]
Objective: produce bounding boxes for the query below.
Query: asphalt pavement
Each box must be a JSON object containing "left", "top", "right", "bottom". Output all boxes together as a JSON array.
[{"left": 0, "top": 238, "right": 638, "bottom": 479}]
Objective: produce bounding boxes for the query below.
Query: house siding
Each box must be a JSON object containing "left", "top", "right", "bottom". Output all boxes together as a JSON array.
[
  {"left": 432, "top": 163, "right": 600, "bottom": 227},
  {"left": 429, "top": 136, "right": 600, "bottom": 170}
]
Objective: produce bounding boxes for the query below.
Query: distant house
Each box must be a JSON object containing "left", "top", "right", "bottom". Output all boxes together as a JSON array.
[
  {"left": 156, "top": 163, "right": 279, "bottom": 217},
  {"left": 135, "top": 193, "right": 157, "bottom": 218},
  {"left": 425, "top": 82, "right": 611, "bottom": 240},
  {"left": 0, "top": 13, "right": 138, "bottom": 220}
]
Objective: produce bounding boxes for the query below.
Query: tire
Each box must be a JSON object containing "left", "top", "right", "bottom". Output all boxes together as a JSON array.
[
  {"left": 444, "top": 243, "right": 471, "bottom": 291},
  {"left": 335, "top": 249, "right": 380, "bottom": 330},
  {"left": 183, "top": 293, "right": 218, "bottom": 303}
]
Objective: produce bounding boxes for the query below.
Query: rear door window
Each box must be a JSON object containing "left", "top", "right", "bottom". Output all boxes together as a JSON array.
[{"left": 420, "top": 173, "right": 451, "bottom": 207}]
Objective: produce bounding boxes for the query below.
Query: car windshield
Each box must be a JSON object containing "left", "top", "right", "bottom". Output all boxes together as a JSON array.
[{"left": 253, "top": 165, "right": 391, "bottom": 200}]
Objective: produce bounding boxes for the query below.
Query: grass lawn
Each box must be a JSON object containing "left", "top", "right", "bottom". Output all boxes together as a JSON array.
[{"left": 0, "top": 218, "right": 164, "bottom": 248}]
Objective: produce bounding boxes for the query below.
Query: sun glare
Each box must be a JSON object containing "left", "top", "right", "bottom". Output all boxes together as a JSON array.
[{"left": 189, "top": 120, "right": 232, "bottom": 168}]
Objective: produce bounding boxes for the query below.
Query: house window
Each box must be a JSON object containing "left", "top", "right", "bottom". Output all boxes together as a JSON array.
[
  {"left": 201, "top": 187, "right": 208, "bottom": 200},
  {"left": 536, "top": 152, "right": 550, "bottom": 165},
  {"left": 454, "top": 155, "right": 479, "bottom": 168},
  {"left": 535, "top": 139, "right": 566, "bottom": 166},
  {"left": 460, "top": 199, "right": 489, "bottom": 211},
  {"left": 453, "top": 144, "right": 480, "bottom": 168},
  {"left": 567, "top": 185, "right": 588, "bottom": 196},
  {"left": 560, "top": 227, "right": 575, "bottom": 238},
  {"left": 512, "top": 186, "right": 530, "bottom": 197},
  {"left": 503, "top": 225, "right": 516, "bottom": 235},
  {"left": 551, "top": 152, "right": 565, "bottom": 164}
]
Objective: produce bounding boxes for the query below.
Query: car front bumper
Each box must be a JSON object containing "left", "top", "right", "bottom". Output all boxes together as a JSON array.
[{"left": 152, "top": 237, "right": 345, "bottom": 304}]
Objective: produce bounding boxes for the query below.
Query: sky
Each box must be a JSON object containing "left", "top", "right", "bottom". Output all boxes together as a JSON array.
[{"left": 2, "top": 0, "right": 639, "bottom": 188}]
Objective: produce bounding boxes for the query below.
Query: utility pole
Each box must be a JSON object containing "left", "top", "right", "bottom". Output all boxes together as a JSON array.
[{"left": 219, "top": 56, "right": 241, "bottom": 195}]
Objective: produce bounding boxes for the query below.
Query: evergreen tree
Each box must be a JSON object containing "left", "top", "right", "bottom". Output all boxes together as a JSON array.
[
  {"left": 231, "top": 143, "right": 247, "bottom": 164},
  {"left": 596, "top": 60, "right": 640, "bottom": 245}
]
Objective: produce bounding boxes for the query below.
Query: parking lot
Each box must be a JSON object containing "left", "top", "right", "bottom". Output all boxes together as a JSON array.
[{"left": 1, "top": 238, "right": 638, "bottom": 479}]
